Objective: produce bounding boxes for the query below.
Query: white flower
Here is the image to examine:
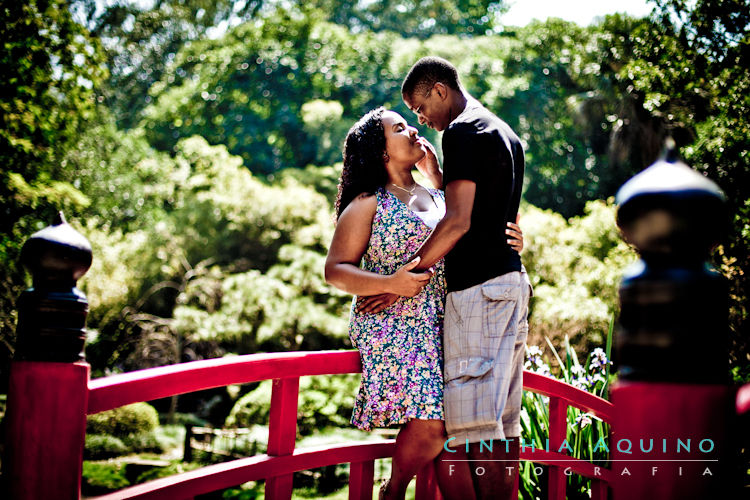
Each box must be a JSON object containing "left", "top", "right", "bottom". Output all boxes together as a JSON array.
[
  {"left": 572, "top": 375, "right": 592, "bottom": 390},
  {"left": 528, "top": 345, "right": 543, "bottom": 357},
  {"left": 571, "top": 365, "right": 586, "bottom": 377},
  {"left": 575, "top": 413, "right": 593, "bottom": 428},
  {"left": 589, "top": 348, "right": 611, "bottom": 372}
]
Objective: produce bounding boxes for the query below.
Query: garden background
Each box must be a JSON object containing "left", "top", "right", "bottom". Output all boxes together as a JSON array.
[{"left": 1, "top": 0, "right": 747, "bottom": 497}]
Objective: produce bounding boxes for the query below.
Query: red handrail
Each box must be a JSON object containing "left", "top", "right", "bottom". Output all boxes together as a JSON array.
[
  {"left": 88, "top": 350, "right": 362, "bottom": 415},
  {"left": 84, "top": 350, "right": 613, "bottom": 500},
  {"left": 523, "top": 371, "right": 614, "bottom": 421}
]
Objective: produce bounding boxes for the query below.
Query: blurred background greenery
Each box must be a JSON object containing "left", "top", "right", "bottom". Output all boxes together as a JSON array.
[{"left": 1, "top": 0, "right": 748, "bottom": 496}]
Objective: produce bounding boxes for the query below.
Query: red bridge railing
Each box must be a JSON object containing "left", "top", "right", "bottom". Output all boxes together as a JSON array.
[
  {"left": 87, "top": 350, "right": 398, "bottom": 500},
  {"left": 80, "top": 350, "right": 613, "bottom": 499},
  {"left": 521, "top": 371, "right": 613, "bottom": 500}
]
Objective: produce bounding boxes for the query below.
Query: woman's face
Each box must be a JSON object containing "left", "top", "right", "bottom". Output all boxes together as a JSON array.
[{"left": 381, "top": 110, "right": 425, "bottom": 167}]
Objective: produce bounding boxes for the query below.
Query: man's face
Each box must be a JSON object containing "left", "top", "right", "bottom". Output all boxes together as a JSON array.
[{"left": 403, "top": 83, "right": 450, "bottom": 132}]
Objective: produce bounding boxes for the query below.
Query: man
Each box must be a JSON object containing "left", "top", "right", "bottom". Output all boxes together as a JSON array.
[{"left": 363, "top": 56, "right": 531, "bottom": 499}]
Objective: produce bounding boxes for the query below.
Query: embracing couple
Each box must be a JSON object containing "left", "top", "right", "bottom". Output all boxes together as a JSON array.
[{"left": 325, "top": 56, "right": 532, "bottom": 500}]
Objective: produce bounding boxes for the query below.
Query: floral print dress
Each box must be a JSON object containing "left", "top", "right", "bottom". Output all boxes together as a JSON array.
[{"left": 348, "top": 187, "right": 446, "bottom": 430}]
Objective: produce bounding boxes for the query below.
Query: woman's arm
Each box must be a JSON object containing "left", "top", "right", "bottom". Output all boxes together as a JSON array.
[{"left": 324, "top": 193, "right": 432, "bottom": 297}]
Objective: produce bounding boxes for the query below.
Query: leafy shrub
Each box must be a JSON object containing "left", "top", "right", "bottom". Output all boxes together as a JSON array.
[
  {"left": 82, "top": 461, "right": 130, "bottom": 495},
  {"left": 521, "top": 200, "right": 637, "bottom": 354},
  {"left": 121, "top": 431, "right": 166, "bottom": 455},
  {"left": 87, "top": 402, "right": 159, "bottom": 436},
  {"left": 84, "top": 434, "right": 128, "bottom": 460}
]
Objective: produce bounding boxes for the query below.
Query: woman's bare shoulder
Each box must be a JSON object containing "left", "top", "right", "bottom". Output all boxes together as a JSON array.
[{"left": 339, "top": 192, "right": 378, "bottom": 223}]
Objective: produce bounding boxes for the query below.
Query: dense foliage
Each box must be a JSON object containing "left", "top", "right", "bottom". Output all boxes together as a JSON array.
[
  {"left": 0, "top": 0, "right": 104, "bottom": 366},
  {"left": 73, "top": 0, "right": 510, "bottom": 130},
  {"left": 76, "top": 135, "right": 348, "bottom": 375},
  {"left": 521, "top": 200, "right": 637, "bottom": 352},
  {"left": 618, "top": 0, "right": 750, "bottom": 381}
]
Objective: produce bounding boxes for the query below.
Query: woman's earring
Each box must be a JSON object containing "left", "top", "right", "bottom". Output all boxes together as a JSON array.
[{"left": 383, "top": 152, "right": 390, "bottom": 163}]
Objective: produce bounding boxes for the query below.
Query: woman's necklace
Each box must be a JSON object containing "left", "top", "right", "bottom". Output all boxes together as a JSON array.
[{"left": 389, "top": 182, "right": 419, "bottom": 205}]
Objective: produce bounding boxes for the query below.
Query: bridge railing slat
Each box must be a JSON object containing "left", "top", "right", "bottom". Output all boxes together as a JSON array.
[
  {"left": 349, "top": 460, "right": 375, "bottom": 500},
  {"left": 266, "top": 377, "right": 300, "bottom": 499},
  {"left": 548, "top": 396, "right": 568, "bottom": 500}
]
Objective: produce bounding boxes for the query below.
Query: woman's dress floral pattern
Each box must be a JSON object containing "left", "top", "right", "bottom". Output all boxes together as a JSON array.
[{"left": 348, "top": 188, "right": 446, "bottom": 430}]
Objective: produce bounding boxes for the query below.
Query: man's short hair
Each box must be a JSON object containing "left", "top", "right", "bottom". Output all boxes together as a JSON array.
[{"left": 401, "top": 56, "right": 461, "bottom": 99}]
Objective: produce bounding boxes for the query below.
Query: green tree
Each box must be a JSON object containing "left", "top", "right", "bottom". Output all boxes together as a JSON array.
[
  {"left": 79, "top": 135, "right": 346, "bottom": 374},
  {"left": 0, "top": 0, "right": 104, "bottom": 379},
  {"left": 73, "top": 0, "right": 262, "bottom": 129},
  {"left": 317, "top": 0, "right": 508, "bottom": 37},
  {"left": 491, "top": 17, "right": 663, "bottom": 217},
  {"left": 140, "top": 14, "right": 403, "bottom": 174},
  {"left": 73, "top": 0, "right": 510, "bottom": 130},
  {"left": 0, "top": 0, "right": 102, "bottom": 236}
]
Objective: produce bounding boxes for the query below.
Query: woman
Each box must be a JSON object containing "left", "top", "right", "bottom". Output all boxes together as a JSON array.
[{"left": 324, "top": 107, "right": 522, "bottom": 499}]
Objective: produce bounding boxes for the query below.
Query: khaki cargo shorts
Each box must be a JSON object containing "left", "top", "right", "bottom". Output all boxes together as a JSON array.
[{"left": 443, "top": 269, "right": 532, "bottom": 443}]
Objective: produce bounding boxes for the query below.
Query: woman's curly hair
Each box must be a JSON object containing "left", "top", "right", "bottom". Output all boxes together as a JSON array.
[{"left": 334, "top": 107, "right": 388, "bottom": 221}]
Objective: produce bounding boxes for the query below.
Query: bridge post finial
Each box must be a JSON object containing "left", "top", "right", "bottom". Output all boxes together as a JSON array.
[
  {"left": 611, "top": 139, "right": 735, "bottom": 499},
  {"left": 15, "top": 210, "right": 92, "bottom": 361},
  {"left": 4, "top": 212, "right": 92, "bottom": 499},
  {"left": 614, "top": 137, "right": 728, "bottom": 381}
]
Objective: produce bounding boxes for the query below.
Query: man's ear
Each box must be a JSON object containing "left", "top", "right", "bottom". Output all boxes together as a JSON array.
[{"left": 434, "top": 82, "right": 449, "bottom": 101}]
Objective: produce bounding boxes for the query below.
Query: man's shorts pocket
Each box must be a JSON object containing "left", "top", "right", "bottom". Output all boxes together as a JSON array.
[
  {"left": 481, "top": 283, "right": 517, "bottom": 338},
  {"left": 444, "top": 357, "right": 497, "bottom": 432}
]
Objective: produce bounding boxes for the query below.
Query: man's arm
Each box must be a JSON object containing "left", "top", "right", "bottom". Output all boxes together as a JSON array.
[
  {"left": 411, "top": 179, "right": 476, "bottom": 271},
  {"left": 356, "top": 180, "right": 475, "bottom": 314}
]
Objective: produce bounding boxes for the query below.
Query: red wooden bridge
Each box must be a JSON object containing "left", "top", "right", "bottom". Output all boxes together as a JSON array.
[{"left": 6, "top": 349, "right": 614, "bottom": 499}]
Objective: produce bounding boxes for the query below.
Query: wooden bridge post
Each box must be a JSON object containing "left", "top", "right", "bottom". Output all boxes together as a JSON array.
[
  {"left": 611, "top": 140, "right": 736, "bottom": 499},
  {"left": 265, "top": 377, "right": 300, "bottom": 499},
  {"left": 547, "top": 396, "right": 567, "bottom": 500},
  {"left": 3, "top": 213, "right": 93, "bottom": 500}
]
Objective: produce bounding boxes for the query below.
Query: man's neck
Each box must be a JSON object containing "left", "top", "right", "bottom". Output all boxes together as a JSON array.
[{"left": 448, "top": 90, "right": 469, "bottom": 125}]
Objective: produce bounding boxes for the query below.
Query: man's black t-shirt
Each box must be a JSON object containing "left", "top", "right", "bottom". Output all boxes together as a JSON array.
[{"left": 441, "top": 99, "right": 524, "bottom": 293}]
